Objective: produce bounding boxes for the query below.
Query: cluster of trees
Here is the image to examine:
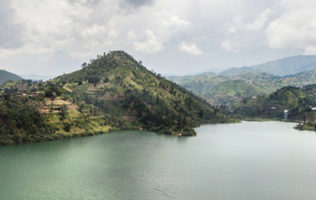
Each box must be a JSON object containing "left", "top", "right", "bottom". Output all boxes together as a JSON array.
[
  {"left": 0, "top": 95, "right": 53, "bottom": 144},
  {"left": 232, "top": 85, "right": 316, "bottom": 124}
]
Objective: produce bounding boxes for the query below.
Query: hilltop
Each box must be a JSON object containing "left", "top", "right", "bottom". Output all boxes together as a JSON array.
[
  {"left": 0, "top": 70, "right": 22, "bottom": 85},
  {"left": 0, "top": 51, "right": 233, "bottom": 145},
  {"left": 54, "top": 51, "right": 231, "bottom": 134}
]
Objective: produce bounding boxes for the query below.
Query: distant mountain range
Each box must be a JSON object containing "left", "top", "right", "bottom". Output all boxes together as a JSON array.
[
  {"left": 233, "top": 84, "right": 316, "bottom": 130},
  {"left": 0, "top": 71, "right": 54, "bottom": 85},
  {"left": 219, "top": 55, "right": 316, "bottom": 76},
  {"left": 169, "top": 55, "right": 316, "bottom": 105},
  {"left": 0, "top": 70, "right": 22, "bottom": 85},
  {"left": 21, "top": 74, "right": 55, "bottom": 81}
]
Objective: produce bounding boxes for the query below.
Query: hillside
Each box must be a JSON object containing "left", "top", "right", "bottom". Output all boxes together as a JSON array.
[
  {"left": 0, "top": 51, "right": 233, "bottom": 145},
  {"left": 207, "top": 80, "right": 263, "bottom": 105},
  {"left": 233, "top": 84, "right": 316, "bottom": 130},
  {"left": 0, "top": 70, "right": 22, "bottom": 85},
  {"left": 0, "top": 80, "right": 123, "bottom": 145},
  {"left": 219, "top": 55, "right": 316, "bottom": 76},
  {"left": 54, "top": 51, "right": 231, "bottom": 134},
  {"left": 170, "top": 70, "right": 316, "bottom": 106}
]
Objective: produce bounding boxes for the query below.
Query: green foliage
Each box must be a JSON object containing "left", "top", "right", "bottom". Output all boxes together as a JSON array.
[
  {"left": 55, "top": 51, "right": 232, "bottom": 136},
  {"left": 44, "top": 83, "right": 63, "bottom": 98},
  {"left": 0, "top": 95, "right": 54, "bottom": 144},
  {"left": 170, "top": 70, "right": 316, "bottom": 106},
  {"left": 59, "top": 104, "right": 68, "bottom": 120},
  {"left": 232, "top": 85, "right": 316, "bottom": 127},
  {"left": 0, "top": 51, "right": 233, "bottom": 144}
]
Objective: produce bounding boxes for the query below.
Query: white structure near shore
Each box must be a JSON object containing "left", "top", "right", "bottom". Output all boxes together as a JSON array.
[{"left": 283, "top": 110, "right": 288, "bottom": 119}]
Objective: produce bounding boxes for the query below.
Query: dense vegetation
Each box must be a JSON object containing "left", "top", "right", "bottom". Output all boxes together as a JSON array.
[
  {"left": 0, "top": 70, "right": 22, "bottom": 85},
  {"left": 0, "top": 51, "right": 234, "bottom": 145},
  {"left": 170, "top": 70, "right": 316, "bottom": 106},
  {"left": 231, "top": 84, "right": 316, "bottom": 131},
  {"left": 0, "top": 94, "right": 53, "bottom": 144},
  {"left": 0, "top": 80, "right": 121, "bottom": 145},
  {"left": 55, "top": 51, "right": 233, "bottom": 135}
]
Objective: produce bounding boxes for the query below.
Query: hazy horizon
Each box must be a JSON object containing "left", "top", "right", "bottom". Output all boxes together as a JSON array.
[
  {"left": 9, "top": 53, "right": 315, "bottom": 78},
  {"left": 1, "top": 0, "right": 316, "bottom": 76}
]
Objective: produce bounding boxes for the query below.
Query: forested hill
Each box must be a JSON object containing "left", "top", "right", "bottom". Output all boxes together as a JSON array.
[
  {"left": 55, "top": 51, "right": 232, "bottom": 135},
  {"left": 170, "top": 70, "right": 316, "bottom": 106},
  {"left": 0, "top": 51, "right": 233, "bottom": 144},
  {"left": 0, "top": 70, "right": 22, "bottom": 85},
  {"left": 233, "top": 84, "right": 316, "bottom": 130}
]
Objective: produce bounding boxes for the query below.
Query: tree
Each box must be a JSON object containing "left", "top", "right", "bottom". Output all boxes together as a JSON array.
[
  {"left": 199, "top": 109, "right": 204, "bottom": 118},
  {"left": 81, "top": 62, "right": 87, "bottom": 69},
  {"left": 103, "top": 77, "right": 109, "bottom": 83},
  {"left": 59, "top": 104, "right": 68, "bottom": 120},
  {"left": 87, "top": 73, "right": 100, "bottom": 86}
]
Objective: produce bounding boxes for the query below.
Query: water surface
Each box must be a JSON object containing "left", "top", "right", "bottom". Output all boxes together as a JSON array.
[{"left": 1, "top": 121, "right": 316, "bottom": 200}]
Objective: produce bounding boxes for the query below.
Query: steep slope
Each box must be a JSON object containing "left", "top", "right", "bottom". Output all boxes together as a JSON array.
[
  {"left": 55, "top": 51, "right": 231, "bottom": 135},
  {"left": 0, "top": 80, "right": 120, "bottom": 145},
  {"left": 0, "top": 51, "right": 233, "bottom": 144},
  {"left": 0, "top": 70, "right": 22, "bottom": 85},
  {"left": 0, "top": 94, "right": 54, "bottom": 144}
]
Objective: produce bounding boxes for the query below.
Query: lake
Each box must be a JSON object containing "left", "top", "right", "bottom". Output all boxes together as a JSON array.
[{"left": 1, "top": 121, "right": 316, "bottom": 200}]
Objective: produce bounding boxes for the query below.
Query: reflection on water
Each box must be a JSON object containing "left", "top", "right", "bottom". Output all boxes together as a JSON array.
[{"left": 0, "top": 121, "right": 316, "bottom": 200}]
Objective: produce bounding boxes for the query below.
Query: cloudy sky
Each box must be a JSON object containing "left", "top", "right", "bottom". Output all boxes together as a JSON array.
[{"left": 0, "top": 0, "right": 315, "bottom": 76}]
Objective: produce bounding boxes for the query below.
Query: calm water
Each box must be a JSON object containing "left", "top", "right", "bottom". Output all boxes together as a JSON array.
[{"left": 1, "top": 121, "right": 316, "bottom": 200}]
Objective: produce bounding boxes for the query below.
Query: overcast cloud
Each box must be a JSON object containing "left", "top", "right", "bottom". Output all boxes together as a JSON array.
[{"left": 0, "top": 0, "right": 314, "bottom": 76}]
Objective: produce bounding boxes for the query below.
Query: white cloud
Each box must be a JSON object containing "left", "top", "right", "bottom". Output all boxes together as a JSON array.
[
  {"left": 221, "top": 8, "right": 274, "bottom": 54},
  {"left": 246, "top": 8, "right": 274, "bottom": 31},
  {"left": 0, "top": 1, "right": 24, "bottom": 48},
  {"left": 163, "top": 16, "right": 190, "bottom": 28},
  {"left": 266, "top": 1, "right": 316, "bottom": 53},
  {"left": 179, "top": 42, "right": 203, "bottom": 55},
  {"left": 304, "top": 46, "right": 316, "bottom": 55},
  {"left": 133, "top": 30, "right": 164, "bottom": 53},
  {"left": 0, "top": 0, "right": 314, "bottom": 76},
  {"left": 127, "top": 30, "right": 137, "bottom": 40},
  {"left": 225, "top": 8, "right": 274, "bottom": 34},
  {"left": 221, "top": 40, "right": 239, "bottom": 53}
]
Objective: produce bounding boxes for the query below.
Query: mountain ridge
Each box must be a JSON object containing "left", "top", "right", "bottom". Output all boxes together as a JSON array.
[
  {"left": 0, "top": 70, "right": 22, "bottom": 85},
  {"left": 218, "top": 55, "right": 316, "bottom": 77},
  {"left": 0, "top": 51, "right": 233, "bottom": 145},
  {"left": 170, "top": 68, "right": 316, "bottom": 106}
]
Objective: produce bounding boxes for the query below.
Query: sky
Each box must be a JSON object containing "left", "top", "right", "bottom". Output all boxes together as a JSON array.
[{"left": 0, "top": 0, "right": 315, "bottom": 76}]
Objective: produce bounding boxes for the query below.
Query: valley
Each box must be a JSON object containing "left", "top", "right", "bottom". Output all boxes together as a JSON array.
[
  {"left": 1, "top": 52, "right": 316, "bottom": 146},
  {"left": 2, "top": 1, "right": 316, "bottom": 200},
  {"left": 170, "top": 56, "right": 316, "bottom": 131}
]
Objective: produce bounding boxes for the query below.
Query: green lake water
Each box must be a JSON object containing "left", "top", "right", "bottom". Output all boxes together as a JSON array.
[{"left": 1, "top": 121, "right": 316, "bottom": 200}]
